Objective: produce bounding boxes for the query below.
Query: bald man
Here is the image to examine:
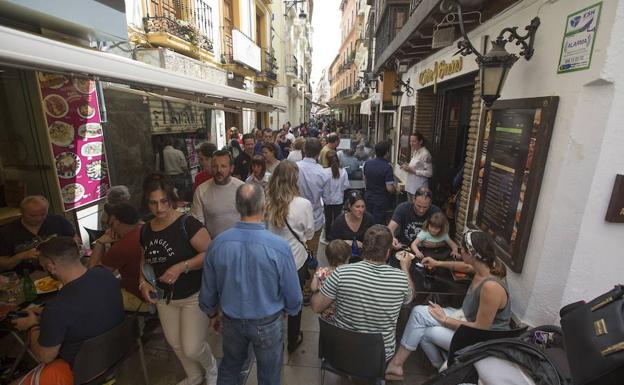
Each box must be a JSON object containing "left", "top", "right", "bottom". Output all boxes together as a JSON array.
[{"left": 0, "top": 195, "right": 75, "bottom": 272}]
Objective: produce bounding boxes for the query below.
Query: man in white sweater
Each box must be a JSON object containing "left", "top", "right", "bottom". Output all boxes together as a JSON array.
[{"left": 191, "top": 150, "right": 244, "bottom": 238}]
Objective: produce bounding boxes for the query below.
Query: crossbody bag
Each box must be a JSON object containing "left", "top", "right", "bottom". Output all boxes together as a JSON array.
[{"left": 284, "top": 219, "right": 318, "bottom": 270}]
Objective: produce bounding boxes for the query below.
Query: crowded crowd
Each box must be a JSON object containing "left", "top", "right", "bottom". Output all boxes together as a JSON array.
[{"left": 0, "top": 121, "right": 514, "bottom": 385}]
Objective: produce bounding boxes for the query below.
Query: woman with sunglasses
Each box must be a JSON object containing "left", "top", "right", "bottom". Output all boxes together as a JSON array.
[
  {"left": 385, "top": 230, "right": 510, "bottom": 380},
  {"left": 139, "top": 174, "right": 217, "bottom": 385},
  {"left": 400, "top": 132, "right": 432, "bottom": 202},
  {"left": 327, "top": 190, "right": 374, "bottom": 262}
]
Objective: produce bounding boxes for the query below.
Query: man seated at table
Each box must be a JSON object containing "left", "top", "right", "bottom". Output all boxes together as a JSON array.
[
  {"left": 311, "top": 225, "right": 415, "bottom": 361},
  {"left": 0, "top": 195, "right": 75, "bottom": 272},
  {"left": 12, "top": 236, "right": 124, "bottom": 385},
  {"left": 388, "top": 187, "right": 441, "bottom": 249},
  {"left": 89, "top": 203, "right": 145, "bottom": 311}
]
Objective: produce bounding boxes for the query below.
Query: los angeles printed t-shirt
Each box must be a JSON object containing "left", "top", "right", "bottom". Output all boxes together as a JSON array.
[
  {"left": 391, "top": 201, "right": 441, "bottom": 245},
  {"left": 140, "top": 215, "right": 203, "bottom": 300},
  {"left": 38, "top": 267, "right": 124, "bottom": 367}
]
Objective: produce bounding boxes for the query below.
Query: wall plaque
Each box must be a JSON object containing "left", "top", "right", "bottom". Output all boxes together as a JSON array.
[
  {"left": 605, "top": 174, "right": 624, "bottom": 223},
  {"left": 468, "top": 96, "right": 559, "bottom": 273}
]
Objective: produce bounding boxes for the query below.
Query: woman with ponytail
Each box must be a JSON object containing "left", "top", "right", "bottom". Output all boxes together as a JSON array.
[
  {"left": 385, "top": 230, "right": 511, "bottom": 380},
  {"left": 322, "top": 149, "right": 350, "bottom": 236}
]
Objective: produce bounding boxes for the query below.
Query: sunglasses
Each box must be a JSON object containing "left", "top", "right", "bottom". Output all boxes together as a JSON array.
[{"left": 414, "top": 190, "right": 432, "bottom": 198}]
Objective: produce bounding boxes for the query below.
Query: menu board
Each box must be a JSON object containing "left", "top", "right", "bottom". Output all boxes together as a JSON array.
[
  {"left": 398, "top": 106, "right": 414, "bottom": 164},
  {"left": 468, "top": 97, "right": 559, "bottom": 273},
  {"left": 37, "top": 72, "right": 110, "bottom": 211}
]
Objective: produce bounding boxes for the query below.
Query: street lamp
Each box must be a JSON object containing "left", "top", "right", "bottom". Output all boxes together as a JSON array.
[
  {"left": 441, "top": 0, "right": 540, "bottom": 107},
  {"left": 284, "top": 0, "right": 307, "bottom": 19},
  {"left": 391, "top": 86, "right": 403, "bottom": 109}
]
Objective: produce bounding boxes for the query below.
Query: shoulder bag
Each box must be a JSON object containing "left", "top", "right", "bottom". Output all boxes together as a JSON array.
[
  {"left": 284, "top": 219, "right": 318, "bottom": 270},
  {"left": 560, "top": 284, "right": 624, "bottom": 385}
]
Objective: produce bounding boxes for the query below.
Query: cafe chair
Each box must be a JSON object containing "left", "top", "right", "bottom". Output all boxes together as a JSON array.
[
  {"left": 318, "top": 318, "right": 386, "bottom": 385},
  {"left": 72, "top": 315, "right": 150, "bottom": 385},
  {"left": 447, "top": 324, "right": 528, "bottom": 367}
]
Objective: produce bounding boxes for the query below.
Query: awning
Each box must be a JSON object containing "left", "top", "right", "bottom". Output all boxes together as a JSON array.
[
  {"left": 0, "top": 25, "right": 286, "bottom": 112},
  {"left": 316, "top": 107, "right": 330, "bottom": 116},
  {"left": 360, "top": 93, "right": 381, "bottom": 115}
]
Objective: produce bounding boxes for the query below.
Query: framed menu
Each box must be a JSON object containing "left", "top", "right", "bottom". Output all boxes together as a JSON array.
[
  {"left": 398, "top": 106, "right": 415, "bottom": 164},
  {"left": 37, "top": 72, "right": 111, "bottom": 211},
  {"left": 467, "top": 97, "right": 559, "bottom": 273}
]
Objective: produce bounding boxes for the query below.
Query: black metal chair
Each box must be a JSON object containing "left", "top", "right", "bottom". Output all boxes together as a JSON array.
[
  {"left": 318, "top": 318, "right": 386, "bottom": 385},
  {"left": 72, "top": 315, "right": 149, "bottom": 385},
  {"left": 447, "top": 324, "right": 529, "bottom": 367}
]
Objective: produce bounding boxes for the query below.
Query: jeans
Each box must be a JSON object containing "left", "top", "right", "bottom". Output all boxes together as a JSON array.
[
  {"left": 287, "top": 265, "right": 309, "bottom": 349},
  {"left": 218, "top": 313, "right": 284, "bottom": 385},
  {"left": 400, "top": 305, "right": 456, "bottom": 369}
]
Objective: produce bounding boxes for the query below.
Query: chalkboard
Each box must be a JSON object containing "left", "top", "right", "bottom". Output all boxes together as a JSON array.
[{"left": 468, "top": 97, "right": 559, "bottom": 273}]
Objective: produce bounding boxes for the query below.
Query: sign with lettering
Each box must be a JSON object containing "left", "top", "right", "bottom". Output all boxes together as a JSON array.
[
  {"left": 558, "top": 2, "right": 601, "bottom": 73},
  {"left": 418, "top": 57, "right": 463, "bottom": 92},
  {"left": 605, "top": 175, "right": 624, "bottom": 223},
  {"left": 468, "top": 97, "right": 559, "bottom": 273},
  {"left": 149, "top": 98, "right": 208, "bottom": 134}
]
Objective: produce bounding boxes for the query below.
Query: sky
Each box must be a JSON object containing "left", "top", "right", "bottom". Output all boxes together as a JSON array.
[{"left": 310, "top": 0, "right": 341, "bottom": 89}]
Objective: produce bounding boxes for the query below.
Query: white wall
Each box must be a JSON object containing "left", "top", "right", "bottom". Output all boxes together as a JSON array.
[{"left": 399, "top": 0, "right": 624, "bottom": 325}]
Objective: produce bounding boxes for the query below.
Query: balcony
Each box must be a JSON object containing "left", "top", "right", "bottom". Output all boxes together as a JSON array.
[
  {"left": 337, "top": 87, "right": 353, "bottom": 99},
  {"left": 256, "top": 49, "right": 278, "bottom": 85},
  {"left": 221, "top": 26, "right": 261, "bottom": 77},
  {"left": 286, "top": 55, "right": 299, "bottom": 79},
  {"left": 373, "top": 0, "right": 521, "bottom": 73},
  {"left": 143, "top": 16, "right": 214, "bottom": 59}
]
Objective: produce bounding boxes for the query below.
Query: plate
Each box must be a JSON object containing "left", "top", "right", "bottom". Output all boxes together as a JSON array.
[
  {"left": 38, "top": 73, "right": 68, "bottom": 89},
  {"left": 77, "top": 123, "right": 103, "bottom": 139},
  {"left": 48, "top": 121, "right": 75, "bottom": 147},
  {"left": 77, "top": 103, "right": 96, "bottom": 119},
  {"left": 73, "top": 78, "right": 96, "bottom": 94},
  {"left": 81, "top": 142, "right": 103, "bottom": 157},
  {"left": 34, "top": 276, "right": 62, "bottom": 294},
  {"left": 86, "top": 159, "right": 107, "bottom": 180},
  {"left": 55, "top": 152, "right": 81, "bottom": 179},
  {"left": 43, "top": 94, "right": 69, "bottom": 118},
  {"left": 61, "top": 183, "right": 85, "bottom": 204}
]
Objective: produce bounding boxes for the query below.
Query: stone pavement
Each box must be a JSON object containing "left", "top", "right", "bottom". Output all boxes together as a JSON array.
[{"left": 115, "top": 243, "right": 435, "bottom": 385}]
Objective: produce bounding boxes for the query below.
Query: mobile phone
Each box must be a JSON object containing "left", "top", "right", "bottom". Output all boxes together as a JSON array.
[{"left": 415, "top": 262, "right": 424, "bottom": 268}]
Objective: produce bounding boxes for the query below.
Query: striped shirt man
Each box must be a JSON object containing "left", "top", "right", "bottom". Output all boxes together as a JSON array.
[{"left": 320, "top": 261, "right": 412, "bottom": 359}]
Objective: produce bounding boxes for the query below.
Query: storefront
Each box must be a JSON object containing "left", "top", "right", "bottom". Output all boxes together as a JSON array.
[
  {"left": 0, "top": 24, "right": 285, "bottom": 241},
  {"left": 388, "top": 0, "right": 624, "bottom": 327}
]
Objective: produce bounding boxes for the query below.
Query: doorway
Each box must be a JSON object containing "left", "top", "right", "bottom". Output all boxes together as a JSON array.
[{"left": 430, "top": 73, "right": 476, "bottom": 207}]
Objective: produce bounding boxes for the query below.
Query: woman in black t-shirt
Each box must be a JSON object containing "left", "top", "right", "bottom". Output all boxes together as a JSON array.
[
  {"left": 139, "top": 174, "right": 217, "bottom": 385},
  {"left": 328, "top": 190, "right": 374, "bottom": 261}
]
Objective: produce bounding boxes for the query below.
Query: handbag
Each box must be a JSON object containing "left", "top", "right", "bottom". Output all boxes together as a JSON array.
[
  {"left": 284, "top": 220, "right": 318, "bottom": 270},
  {"left": 560, "top": 284, "right": 624, "bottom": 385}
]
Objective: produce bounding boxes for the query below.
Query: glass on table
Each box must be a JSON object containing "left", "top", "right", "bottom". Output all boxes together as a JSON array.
[{"left": 0, "top": 272, "right": 24, "bottom": 305}]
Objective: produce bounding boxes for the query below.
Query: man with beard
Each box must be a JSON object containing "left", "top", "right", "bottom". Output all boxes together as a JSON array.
[
  {"left": 233, "top": 133, "right": 255, "bottom": 181},
  {"left": 191, "top": 150, "right": 245, "bottom": 238}
]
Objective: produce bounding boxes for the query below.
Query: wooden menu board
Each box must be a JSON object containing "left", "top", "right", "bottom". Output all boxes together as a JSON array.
[
  {"left": 468, "top": 97, "right": 559, "bottom": 273},
  {"left": 398, "top": 106, "right": 414, "bottom": 164}
]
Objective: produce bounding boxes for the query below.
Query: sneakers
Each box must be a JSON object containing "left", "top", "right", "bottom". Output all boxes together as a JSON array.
[{"left": 206, "top": 357, "right": 218, "bottom": 385}]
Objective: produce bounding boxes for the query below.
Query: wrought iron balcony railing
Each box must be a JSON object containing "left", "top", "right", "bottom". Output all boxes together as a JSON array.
[
  {"left": 262, "top": 49, "right": 278, "bottom": 80},
  {"left": 144, "top": 15, "right": 213, "bottom": 52}
]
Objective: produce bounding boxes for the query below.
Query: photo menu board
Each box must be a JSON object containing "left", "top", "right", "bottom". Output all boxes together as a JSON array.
[
  {"left": 37, "top": 72, "right": 111, "bottom": 211},
  {"left": 398, "top": 106, "right": 414, "bottom": 164},
  {"left": 468, "top": 97, "right": 559, "bottom": 273}
]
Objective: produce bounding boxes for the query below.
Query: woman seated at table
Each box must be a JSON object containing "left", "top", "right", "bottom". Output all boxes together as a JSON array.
[
  {"left": 385, "top": 230, "right": 510, "bottom": 380},
  {"left": 410, "top": 212, "right": 460, "bottom": 259},
  {"left": 327, "top": 190, "right": 374, "bottom": 262}
]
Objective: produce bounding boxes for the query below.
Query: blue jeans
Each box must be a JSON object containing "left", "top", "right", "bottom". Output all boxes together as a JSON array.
[{"left": 218, "top": 313, "right": 284, "bottom": 385}]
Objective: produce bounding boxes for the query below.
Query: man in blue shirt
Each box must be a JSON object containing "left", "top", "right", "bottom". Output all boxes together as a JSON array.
[
  {"left": 254, "top": 128, "right": 284, "bottom": 160},
  {"left": 199, "top": 183, "right": 302, "bottom": 385},
  {"left": 363, "top": 141, "right": 396, "bottom": 224},
  {"left": 296, "top": 138, "right": 331, "bottom": 255}
]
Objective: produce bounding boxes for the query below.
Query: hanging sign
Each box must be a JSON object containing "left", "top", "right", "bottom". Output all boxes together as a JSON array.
[
  {"left": 37, "top": 72, "right": 111, "bottom": 211},
  {"left": 418, "top": 57, "right": 463, "bottom": 93},
  {"left": 557, "top": 2, "right": 601, "bottom": 74}
]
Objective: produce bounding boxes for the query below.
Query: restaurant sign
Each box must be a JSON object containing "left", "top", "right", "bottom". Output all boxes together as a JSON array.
[
  {"left": 149, "top": 98, "right": 209, "bottom": 134},
  {"left": 418, "top": 57, "right": 463, "bottom": 93}
]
